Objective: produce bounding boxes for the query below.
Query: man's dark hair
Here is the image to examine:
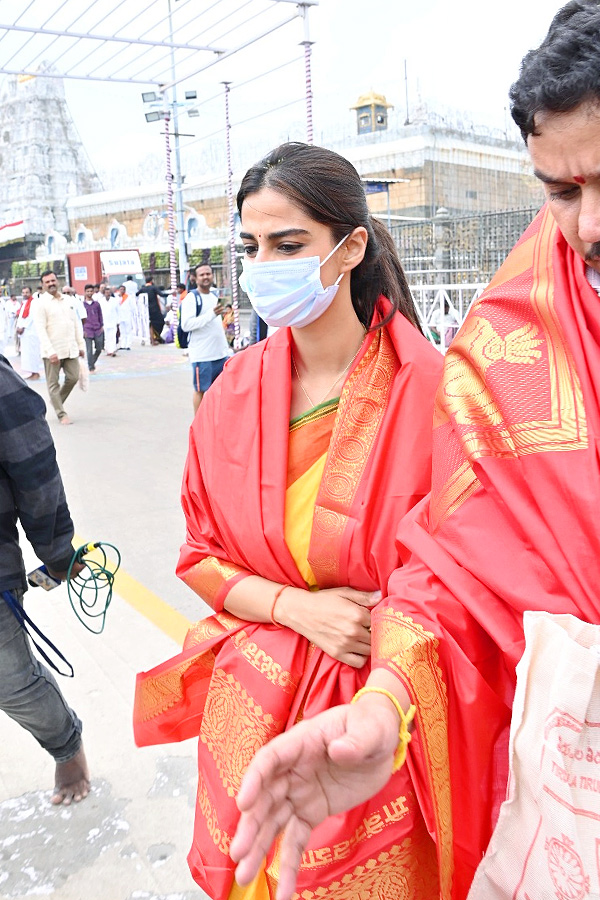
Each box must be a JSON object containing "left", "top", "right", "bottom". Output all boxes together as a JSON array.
[
  {"left": 40, "top": 270, "right": 55, "bottom": 281},
  {"left": 84, "top": 284, "right": 94, "bottom": 290},
  {"left": 177, "top": 282, "right": 186, "bottom": 290},
  {"left": 510, "top": 1, "right": 600, "bottom": 141},
  {"left": 145, "top": 274, "right": 154, "bottom": 283},
  {"left": 195, "top": 263, "right": 212, "bottom": 273}
]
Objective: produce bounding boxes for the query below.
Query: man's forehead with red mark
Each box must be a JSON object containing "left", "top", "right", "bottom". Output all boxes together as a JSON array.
[{"left": 574, "top": 175, "right": 586, "bottom": 184}]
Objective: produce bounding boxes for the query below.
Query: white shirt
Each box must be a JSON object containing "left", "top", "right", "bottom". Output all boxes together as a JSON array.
[
  {"left": 181, "top": 289, "right": 229, "bottom": 363},
  {"left": 98, "top": 294, "right": 120, "bottom": 329},
  {"left": 33, "top": 292, "right": 84, "bottom": 359},
  {"left": 586, "top": 265, "right": 600, "bottom": 295}
]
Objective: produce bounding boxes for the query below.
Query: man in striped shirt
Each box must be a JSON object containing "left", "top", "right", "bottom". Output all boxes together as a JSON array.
[{"left": 0, "top": 355, "right": 89, "bottom": 804}]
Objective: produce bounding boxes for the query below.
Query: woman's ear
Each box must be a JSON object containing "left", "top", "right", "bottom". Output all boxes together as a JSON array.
[{"left": 341, "top": 227, "right": 368, "bottom": 273}]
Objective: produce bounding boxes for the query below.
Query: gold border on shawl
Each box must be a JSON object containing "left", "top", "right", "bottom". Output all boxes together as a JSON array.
[
  {"left": 309, "top": 330, "right": 397, "bottom": 585},
  {"left": 137, "top": 611, "right": 246, "bottom": 723},
  {"left": 136, "top": 652, "right": 215, "bottom": 722},
  {"left": 374, "top": 608, "right": 452, "bottom": 900},
  {"left": 196, "top": 775, "right": 232, "bottom": 857},
  {"left": 431, "top": 460, "right": 481, "bottom": 530},
  {"left": 184, "top": 556, "right": 246, "bottom": 607},
  {"left": 273, "top": 834, "right": 438, "bottom": 899},
  {"left": 200, "top": 667, "right": 282, "bottom": 797},
  {"left": 433, "top": 208, "right": 587, "bottom": 527},
  {"left": 230, "top": 629, "right": 300, "bottom": 694}
]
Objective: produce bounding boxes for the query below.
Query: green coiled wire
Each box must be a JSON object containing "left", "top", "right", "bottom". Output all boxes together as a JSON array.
[{"left": 67, "top": 541, "right": 121, "bottom": 634}]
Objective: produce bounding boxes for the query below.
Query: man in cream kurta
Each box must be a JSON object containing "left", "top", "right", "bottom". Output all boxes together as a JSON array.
[{"left": 34, "top": 271, "right": 85, "bottom": 425}]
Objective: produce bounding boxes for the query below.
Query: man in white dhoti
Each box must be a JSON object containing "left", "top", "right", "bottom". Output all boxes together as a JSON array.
[
  {"left": 16, "top": 287, "right": 42, "bottom": 379},
  {"left": 116, "top": 284, "right": 133, "bottom": 350},
  {"left": 98, "top": 286, "right": 120, "bottom": 356}
]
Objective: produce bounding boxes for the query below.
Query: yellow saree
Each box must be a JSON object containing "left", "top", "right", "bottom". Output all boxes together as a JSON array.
[{"left": 229, "top": 399, "right": 339, "bottom": 900}]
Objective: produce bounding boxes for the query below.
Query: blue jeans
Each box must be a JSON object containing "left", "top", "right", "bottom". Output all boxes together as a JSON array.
[
  {"left": 85, "top": 332, "right": 104, "bottom": 370},
  {"left": 0, "top": 591, "right": 82, "bottom": 762}
]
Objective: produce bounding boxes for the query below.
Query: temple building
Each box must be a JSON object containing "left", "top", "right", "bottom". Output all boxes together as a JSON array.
[
  {"left": 0, "top": 68, "right": 101, "bottom": 272},
  {"left": 0, "top": 76, "right": 544, "bottom": 282}
]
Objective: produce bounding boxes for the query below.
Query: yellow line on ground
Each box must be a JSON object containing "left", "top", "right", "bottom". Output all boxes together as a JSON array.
[{"left": 74, "top": 534, "right": 191, "bottom": 645}]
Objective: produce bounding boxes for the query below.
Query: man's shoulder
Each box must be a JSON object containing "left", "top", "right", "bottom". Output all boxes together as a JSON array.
[{"left": 0, "top": 354, "right": 45, "bottom": 418}]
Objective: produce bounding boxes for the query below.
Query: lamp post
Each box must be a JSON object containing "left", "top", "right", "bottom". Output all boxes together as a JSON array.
[
  {"left": 223, "top": 81, "right": 240, "bottom": 346},
  {"left": 167, "top": 0, "right": 188, "bottom": 285},
  {"left": 142, "top": 91, "right": 198, "bottom": 298},
  {"left": 143, "top": 95, "right": 177, "bottom": 297}
]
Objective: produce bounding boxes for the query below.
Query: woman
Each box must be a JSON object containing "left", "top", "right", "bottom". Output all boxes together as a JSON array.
[{"left": 134, "top": 143, "right": 442, "bottom": 900}]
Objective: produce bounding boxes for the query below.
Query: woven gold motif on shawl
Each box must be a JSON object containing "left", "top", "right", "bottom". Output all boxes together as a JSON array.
[
  {"left": 375, "top": 608, "right": 452, "bottom": 900},
  {"left": 135, "top": 652, "right": 215, "bottom": 722},
  {"left": 200, "top": 667, "right": 282, "bottom": 797},
  {"left": 184, "top": 555, "right": 246, "bottom": 607},
  {"left": 432, "top": 207, "right": 587, "bottom": 528},
  {"left": 231, "top": 629, "right": 299, "bottom": 693},
  {"left": 310, "top": 329, "right": 398, "bottom": 585},
  {"left": 270, "top": 828, "right": 438, "bottom": 899}
]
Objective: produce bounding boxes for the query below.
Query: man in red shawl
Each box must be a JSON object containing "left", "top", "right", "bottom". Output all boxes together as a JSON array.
[{"left": 229, "top": 3, "right": 600, "bottom": 899}]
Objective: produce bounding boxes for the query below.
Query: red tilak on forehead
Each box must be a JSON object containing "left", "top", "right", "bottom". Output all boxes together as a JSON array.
[{"left": 574, "top": 175, "right": 586, "bottom": 184}]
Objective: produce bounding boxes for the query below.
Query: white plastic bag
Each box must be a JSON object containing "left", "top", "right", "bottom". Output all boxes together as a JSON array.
[
  {"left": 468, "top": 611, "right": 600, "bottom": 900},
  {"left": 78, "top": 357, "right": 89, "bottom": 392}
]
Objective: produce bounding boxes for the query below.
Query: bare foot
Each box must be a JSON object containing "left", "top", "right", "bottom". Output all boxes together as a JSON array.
[
  {"left": 59, "top": 416, "right": 72, "bottom": 426},
  {"left": 52, "top": 746, "right": 90, "bottom": 806}
]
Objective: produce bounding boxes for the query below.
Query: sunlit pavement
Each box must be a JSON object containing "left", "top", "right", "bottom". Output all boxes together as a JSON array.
[{"left": 0, "top": 340, "right": 219, "bottom": 900}]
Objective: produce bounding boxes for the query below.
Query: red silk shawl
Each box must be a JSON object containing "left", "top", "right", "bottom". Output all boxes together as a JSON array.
[
  {"left": 134, "top": 302, "right": 442, "bottom": 899},
  {"left": 372, "top": 206, "right": 600, "bottom": 900}
]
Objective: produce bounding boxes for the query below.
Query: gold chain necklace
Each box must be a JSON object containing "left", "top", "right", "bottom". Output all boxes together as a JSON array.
[{"left": 291, "top": 333, "right": 367, "bottom": 408}]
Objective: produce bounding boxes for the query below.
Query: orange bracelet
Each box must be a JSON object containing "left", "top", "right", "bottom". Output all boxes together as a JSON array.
[{"left": 270, "top": 584, "right": 291, "bottom": 627}]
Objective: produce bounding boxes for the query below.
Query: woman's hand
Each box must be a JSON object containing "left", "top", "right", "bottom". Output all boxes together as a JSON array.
[
  {"left": 275, "top": 587, "right": 379, "bottom": 668},
  {"left": 230, "top": 695, "right": 399, "bottom": 900}
]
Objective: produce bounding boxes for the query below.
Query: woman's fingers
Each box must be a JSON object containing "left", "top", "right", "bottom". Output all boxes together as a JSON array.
[
  {"left": 339, "top": 587, "right": 381, "bottom": 608},
  {"left": 341, "top": 651, "right": 370, "bottom": 669}
]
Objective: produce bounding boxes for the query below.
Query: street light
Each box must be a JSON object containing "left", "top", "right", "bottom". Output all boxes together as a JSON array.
[
  {"left": 166, "top": 0, "right": 188, "bottom": 286},
  {"left": 142, "top": 93, "right": 178, "bottom": 297}
]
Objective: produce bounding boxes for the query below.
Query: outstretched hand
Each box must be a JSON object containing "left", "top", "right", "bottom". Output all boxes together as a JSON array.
[{"left": 230, "top": 696, "right": 398, "bottom": 900}]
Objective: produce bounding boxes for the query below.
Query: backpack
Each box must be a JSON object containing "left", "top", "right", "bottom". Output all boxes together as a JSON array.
[{"left": 176, "top": 290, "right": 202, "bottom": 349}]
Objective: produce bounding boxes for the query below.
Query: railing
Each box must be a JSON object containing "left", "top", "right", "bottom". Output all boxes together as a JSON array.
[{"left": 409, "top": 281, "right": 487, "bottom": 354}]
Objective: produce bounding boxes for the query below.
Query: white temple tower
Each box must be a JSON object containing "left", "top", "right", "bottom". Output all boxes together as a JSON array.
[{"left": 0, "top": 65, "right": 101, "bottom": 266}]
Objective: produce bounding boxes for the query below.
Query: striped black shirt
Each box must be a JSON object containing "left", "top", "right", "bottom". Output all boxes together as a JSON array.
[{"left": 0, "top": 355, "right": 74, "bottom": 593}]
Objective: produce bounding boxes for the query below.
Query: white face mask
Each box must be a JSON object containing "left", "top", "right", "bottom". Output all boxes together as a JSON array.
[{"left": 238, "top": 234, "right": 349, "bottom": 328}]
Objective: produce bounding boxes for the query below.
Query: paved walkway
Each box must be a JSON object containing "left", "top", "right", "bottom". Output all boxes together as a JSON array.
[{"left": 0, "top": 340, "right": 225, "bottom": 900}]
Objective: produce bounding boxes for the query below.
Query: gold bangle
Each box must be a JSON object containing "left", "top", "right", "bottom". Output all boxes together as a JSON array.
[
  {"left": 351, "top": 687, "right": 416, "bottom": 772},
  {"left": 269, "top": 584, "right": 291, "bottom": 627}
]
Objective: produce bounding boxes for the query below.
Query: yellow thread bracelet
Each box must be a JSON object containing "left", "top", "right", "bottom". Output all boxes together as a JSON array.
[{"left": 351, "top": 687, "right": 416, "bottom": 772}]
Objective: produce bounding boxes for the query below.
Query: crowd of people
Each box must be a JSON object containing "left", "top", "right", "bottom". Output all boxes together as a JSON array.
[
  {"left": 3, "top": 2, "right": 600, "bottom": 899},
  {"left": 0, "top": 266, "right": 236, "bottom": 422}
]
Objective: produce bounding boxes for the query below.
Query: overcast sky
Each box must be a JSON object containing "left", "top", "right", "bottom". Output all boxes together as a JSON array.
[{"left": 58, "top": 0, "right": 556, "bottom": 187}]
